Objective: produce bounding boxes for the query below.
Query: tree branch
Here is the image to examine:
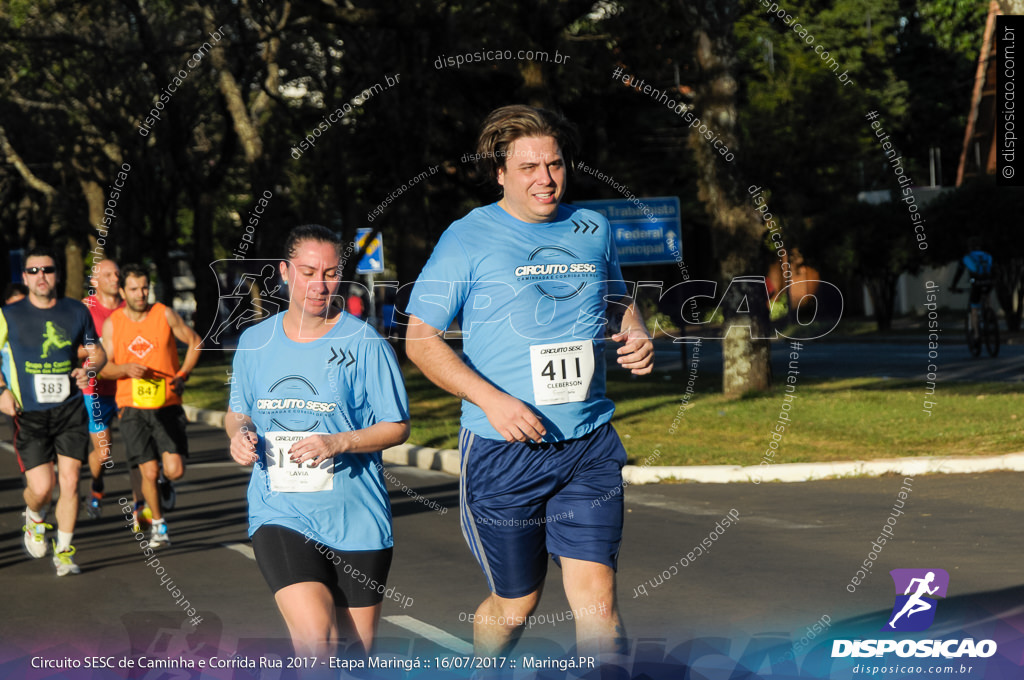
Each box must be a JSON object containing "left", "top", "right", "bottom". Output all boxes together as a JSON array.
[{"left": 0, "top": 124, "right": 57, "bottom": 197}]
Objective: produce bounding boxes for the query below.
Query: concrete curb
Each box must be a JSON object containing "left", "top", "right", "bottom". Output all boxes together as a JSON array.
[
  {"left": 381, "top": 444, "right": 462, "bottom": 477},
  {"left": 182, "top": 405, "right": 1024, "bottom": 484},
  {"left": 184, "top": 404, "right": 463, "bottom": 475},
  {"left": 621, "top": 453, "right": 1024, "bottom": 484},
  {"left": 182, "top": 404, "right": 227, "bottom": 429}
]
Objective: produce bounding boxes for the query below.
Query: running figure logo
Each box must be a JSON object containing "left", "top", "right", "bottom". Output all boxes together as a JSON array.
[
  {"left": 201, "top": 261, "right": 288, "bottom": 350},
  {"left": 884, "top": 568, "right": 950, "bottom": 632},
  {"left": 40, "top": 321, "right": 72, "bottom": 358}
]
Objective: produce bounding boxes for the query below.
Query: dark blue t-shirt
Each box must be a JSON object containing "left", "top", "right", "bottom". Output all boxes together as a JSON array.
[{"left": 0, "top": 298, "right": 96, "bottom": 412}]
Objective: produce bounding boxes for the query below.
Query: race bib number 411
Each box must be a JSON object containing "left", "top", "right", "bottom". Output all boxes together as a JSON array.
[
  {"left": 265, "top": 431, "right": 334, "bottom": 493},
  {"left": 529, "top": 340, "right": 595, "bottom": 405}
]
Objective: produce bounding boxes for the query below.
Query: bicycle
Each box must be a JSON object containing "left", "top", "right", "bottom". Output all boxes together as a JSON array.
[{"left": 951, "top": 282, "right": 999, "bottom": 358}]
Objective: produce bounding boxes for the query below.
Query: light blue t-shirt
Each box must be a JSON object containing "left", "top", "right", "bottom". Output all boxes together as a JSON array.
[
  {"left": 230, "top": 311, "right": 409, "bottom": 551},
  {"left": 407, "top": 202, "right": 627, "bottom": 442}
]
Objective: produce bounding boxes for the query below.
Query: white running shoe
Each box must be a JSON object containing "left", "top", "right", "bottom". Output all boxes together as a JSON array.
[
  {"left": 151, "top": 522, "right": 171, "bottom": 549},
  {"left": 22, "top": 519, "right": 52, "bottom": 559},
  {"left": 52, "top": 543, "right": 81, "bottom": 576}
]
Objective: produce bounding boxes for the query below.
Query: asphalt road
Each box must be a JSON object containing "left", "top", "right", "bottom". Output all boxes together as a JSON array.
[{"left": 2, "top": 417, "right": 1022, "bottom": 678}]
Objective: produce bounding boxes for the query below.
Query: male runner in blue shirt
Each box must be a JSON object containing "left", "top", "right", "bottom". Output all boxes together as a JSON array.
[{"left": 406, "top": 105, "right": 653, "bottom": 662}]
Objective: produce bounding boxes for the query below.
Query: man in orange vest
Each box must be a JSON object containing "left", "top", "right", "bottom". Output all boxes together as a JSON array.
[{"left": 100, "top": 264, "right": 202, "bottom": 547}]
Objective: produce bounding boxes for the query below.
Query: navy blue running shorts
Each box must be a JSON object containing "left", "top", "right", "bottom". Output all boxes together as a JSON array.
[{"left": 458, "top": 422, "right": 627, "bottom": 599}]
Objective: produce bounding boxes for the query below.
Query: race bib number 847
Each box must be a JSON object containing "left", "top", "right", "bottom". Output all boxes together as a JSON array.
[{"left": 529, "top": 340, "right": 595, "bottom": 405}]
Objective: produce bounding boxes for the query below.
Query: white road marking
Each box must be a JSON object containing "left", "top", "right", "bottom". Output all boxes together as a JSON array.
[
  {"left": 188, "top": 461, "right": 252, "bottom": 469},
  {"left": 383, "top": 615, "right": 473, "bottom": 655},
  {"left": 222, "top": 542, "right": 255, "bottom": 560},
  {"left": 218, "top": 542, "right": 471, "bottom": 655}
]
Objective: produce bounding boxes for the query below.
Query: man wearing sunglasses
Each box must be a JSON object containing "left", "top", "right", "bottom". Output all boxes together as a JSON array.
[{"left": 0, "top": 247, "right": 106, "bottom": 575}]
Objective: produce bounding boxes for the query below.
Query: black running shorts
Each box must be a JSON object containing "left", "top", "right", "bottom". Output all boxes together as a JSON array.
[
  {"left": 251, "top": 524, "right": 393, "bottom": 608},
  {"left": 118, "top": 405, "right": 189, "bottom": 466},
  {"left": 14, "top": 398, "right": 89, "bottom": 472}
]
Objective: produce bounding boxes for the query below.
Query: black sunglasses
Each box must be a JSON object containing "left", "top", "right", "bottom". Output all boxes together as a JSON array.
[{"left": 24, "top": 266, "right": 57, "bottom": 275}]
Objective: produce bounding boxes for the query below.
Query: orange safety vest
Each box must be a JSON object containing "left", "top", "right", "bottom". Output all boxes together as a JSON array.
[{"left": 111, "top": 302, "right": 182, "bottom": 409}]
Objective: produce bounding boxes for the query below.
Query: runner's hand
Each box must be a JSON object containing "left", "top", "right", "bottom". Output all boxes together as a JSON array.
[
  {"left": 0, "top": 390, "right": 18, "bottom": 417},
  {"left": 124, "top": 363, "right": 149, "bottom": 379},
  {"left": 70, "top": 367, "right": 90, "bottom": 390},
  {"left": 230, "top": 428, "right": 260, "bottom": 466},
  {"left": 480, "top": 392, "right": 546, "bottom": 443},
  {"left": 289, "top": 434, "right": 346, "bottom": 467},
  {"left": 612, "top": 330, "right": 654, "bottom": 375},
  {"left": 170, "top": 376, "right": 186, "bottom": 395}
]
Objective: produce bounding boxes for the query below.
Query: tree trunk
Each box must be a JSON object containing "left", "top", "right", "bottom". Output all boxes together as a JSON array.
[
  {"left": 191, "top": 192, "right": 217, "bottom": 338},
  {"left": 720, "top": 277, "right": 773, "bottom": 396},
  {"left": 996, "top": 259, "right": 1023, "bottom": 332},
  {"left": 867, "top": 278, "right": 895, "bottom": 331},
  {"left": 78, "top": 177, "right": 107, "bottom": 291},
  {"left": 64, "top": 240, "right": 85, "bottom": 300},
  {"left": 691, "top": 15, "right": 771, "bottom": 397}
]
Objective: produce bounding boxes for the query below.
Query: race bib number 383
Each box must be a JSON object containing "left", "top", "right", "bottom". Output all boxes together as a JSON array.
[
  {"left": 34, "top": 374, "right": 70, "bottom": 403},
  {"left": 529, "top": 340, "right": 595, "bottom": 405},
  {"left": 265, "top": 431, "right": 334, "bottom": 493}
]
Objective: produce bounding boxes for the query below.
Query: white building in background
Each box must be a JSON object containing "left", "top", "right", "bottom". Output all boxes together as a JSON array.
[{"left": 857, "top": 186, "right": 958, "bottom": 318}]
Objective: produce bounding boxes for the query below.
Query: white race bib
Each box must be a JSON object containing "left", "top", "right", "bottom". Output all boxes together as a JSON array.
[
  {"left": 34, "top": 374, "right": 71, "bottom": 404},
  {"left": 529, "top": 340, "right": 595, "bottom": 405},
  {"left": 265, "top": 431, "right": 334, "bottom": 493}
]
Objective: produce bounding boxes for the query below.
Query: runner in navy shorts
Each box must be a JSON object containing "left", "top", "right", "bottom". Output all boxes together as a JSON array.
[
  {"left": 459, "top": 423, "right": 628, "bottom": 598},
  {"left": 407, "top": 105, "right": 654, "bottom": 662}
]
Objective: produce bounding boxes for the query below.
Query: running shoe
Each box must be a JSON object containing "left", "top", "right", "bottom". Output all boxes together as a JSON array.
[
  {"left": 22, "top": 519, "right": 52, "bottom": 559},
  {"left": 158, "top": 475, "right": 176, "bottom": 511},
  {"left": 52, "top": 543, "right": 81, "bottom": 576},
  {"left": 133, "top": 503, "right": 152, "bottom": 532},
  {"left": 150, "top": 522, "right": 171, "bottom": 549},
  {"left": 83, "top": 492, "right": 103, "bottom": 520}
]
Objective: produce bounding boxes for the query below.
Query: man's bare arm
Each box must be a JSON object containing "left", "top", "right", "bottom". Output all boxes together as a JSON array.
[
  {"left": 405, "top": 314, "right": 546, "bottom": 443},
  {"left": 165, "top": 306, "right": 203, "bottom": 389},
  {"left": 610, "top": 296, "right": 654, "bottom": 375}
]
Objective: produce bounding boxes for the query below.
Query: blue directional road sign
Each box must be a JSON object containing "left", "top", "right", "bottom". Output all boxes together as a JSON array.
[
  {"left": 575, "top": 197, "right": 681, "bottom": 266},
  {"left": 355, "top": 228, "right": 384, "bottom": 274}
]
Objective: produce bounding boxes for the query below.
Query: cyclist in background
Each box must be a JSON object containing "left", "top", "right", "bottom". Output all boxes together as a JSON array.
[{"left": 950, "top": 239, "right": 994, "bottom": 348}]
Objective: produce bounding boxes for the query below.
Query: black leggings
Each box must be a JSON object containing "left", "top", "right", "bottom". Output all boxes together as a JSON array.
[{"left": 251, "top": 525, "right": 393, "bottom": 607}]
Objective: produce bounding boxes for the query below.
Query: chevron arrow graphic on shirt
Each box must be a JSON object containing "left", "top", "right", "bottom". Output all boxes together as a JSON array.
[
  {"left": 327, "top": 347, "right": 357, "bottom": 367},
  {"left": 572, "top": 219, "right": 600, "bottom": 234}
]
